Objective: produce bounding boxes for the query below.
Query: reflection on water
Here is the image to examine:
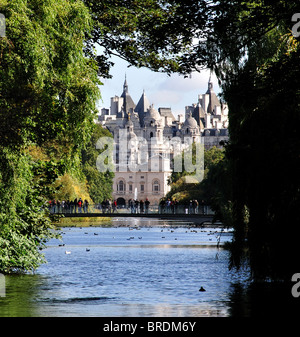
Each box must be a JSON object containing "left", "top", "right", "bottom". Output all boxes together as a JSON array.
[{"left": 4, "top": 218, "right": 293, "bottom": 317}]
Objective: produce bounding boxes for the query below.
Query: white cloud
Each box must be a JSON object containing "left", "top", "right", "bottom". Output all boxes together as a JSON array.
[
  {"left": 157, "top": 70, "right": 219, "bottom": 93},
  {"left": 149, "top": 90, "right": 183, "bottom": 108},
  {"left": 98, "top": 54, "right": 221, "bottom": 118}
]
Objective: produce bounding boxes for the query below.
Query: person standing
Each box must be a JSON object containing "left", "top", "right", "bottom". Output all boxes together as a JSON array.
[
  {"left": 145, "top": 198, "right": 150, "bottom": 214},
  {"left": 129, "top": 199, "right": 135, "bottom": 214},
  {"left": 51, "top": 199, "right": 57, "bottom": 213},
  {"left": 101, "top": 199, "right": 106, "bottom": 213},
  {"left": 112, "top": 199, "right": 117, "bottom": 213},
  {"left": 74, "top": 198, "right": 78, "bottom": 213},
  {"left": 135, "top": 199, "right": 139, "bottom": 213},
  {"left": 173, "top": 199, "right": 178, "bottom": 214},
  {"left": 193, "top": 199, "right": 199, "bottom": 214},
  {"left": 166, "top": 199, "right": 171, "bottom": 213},
  {"left": 140, "top": 199, "right": 144, "bottom": 213},
  {"left": 70, "top": 200, "right": 74, "bottom": 213},
  {"left": 83, "top": 199, "right": 89, "bottom": 213},
  {"left": 107, "top": 199, "right": 111, "bottom": 213},
  {"left": 78, "top": 198, "right": 83, "bottom": 213}
]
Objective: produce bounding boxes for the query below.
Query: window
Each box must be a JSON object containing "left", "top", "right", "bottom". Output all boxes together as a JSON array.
[
  {"left": 153, "top": 180, "right": 160, "bottom": 193},
  {"left": 150, "top": 132, "right": 153, "bottom": 138},
  {"left": 129, "top": 184, "right": 133, "bottom": 192},
  {"left": 140, "top": 184, "right": 144, "bottom": 192},
  {"left": 117, "top": 180, "right": 125, "bottom": 192},
  {"left": 141, "top": 176, "right": 144, "bottom": 179}
]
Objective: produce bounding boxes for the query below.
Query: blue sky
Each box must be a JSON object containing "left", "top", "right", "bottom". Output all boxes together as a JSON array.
[{"left": 97, "top": 55, "right": 221, "bottom": 119}]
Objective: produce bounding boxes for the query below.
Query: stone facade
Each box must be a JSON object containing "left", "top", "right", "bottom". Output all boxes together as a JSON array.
[{"left": 98, "top": 76, "right": 229, "bottom": 205}]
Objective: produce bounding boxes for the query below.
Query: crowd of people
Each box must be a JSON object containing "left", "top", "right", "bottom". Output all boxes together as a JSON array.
[
  {"left": 48, "top": 198, "right": 89, "bottom": 214},
  {"left": 48, "top": 197, "right": 208, "bottom": 215},
  {"left": 158, "top": 199, "right": 208, "bottom": 214},
  {"left": 100, "top": 199, "right": 118, "bottom": 213},
  {"left": 127, "top": 198, "right": 151, "bottom": 214}
]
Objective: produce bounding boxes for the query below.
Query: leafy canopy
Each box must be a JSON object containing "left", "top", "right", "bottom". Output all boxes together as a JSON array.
[{"left": 0, "top": 0, "right": 100, "bottom": 273}]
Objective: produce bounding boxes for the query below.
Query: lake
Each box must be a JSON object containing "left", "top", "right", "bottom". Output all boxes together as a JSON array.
[{"left": 0, "top": 218, "right": 252, "bottom": 317}]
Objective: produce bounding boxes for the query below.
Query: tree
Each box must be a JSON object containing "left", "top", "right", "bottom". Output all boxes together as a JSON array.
[
  {"left": 81, "top": 124, "right": 114, "bottom": 203},
  {"left": 107, "top": 0, "right": 300, "bottom": 281},
  {"left": 223, "top": 33, "right": 300, "bottom": 280},
  {"left": 166, "top": 146, "right": 225, "bottom": 203},
  {"left": 83, "top": 0, "right": 235, "bottom": 75},
  {"left": 210, "top": 3, "right": 300, "bottom": 280},
  {"left": 1, "top": 0, "right": 298, "bottom": 280},
  {"left": 0, "top": 0, "right": 100, "bottom": 273}
]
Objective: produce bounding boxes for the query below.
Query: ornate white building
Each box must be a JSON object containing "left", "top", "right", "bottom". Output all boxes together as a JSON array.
[{"left": 98, "top": 77, "right": 229, "bottom": 205}]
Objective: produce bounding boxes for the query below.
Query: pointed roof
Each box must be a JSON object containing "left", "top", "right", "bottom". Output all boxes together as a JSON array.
[
  {"left": 135, "top": 90, "right": 151, "bottom": 125},
  {"left": 192, "top": 103, "right": 205, "bottom": 128},
  {"left": 120, "top": 76, "right": 136, "bottom": 114},
  {"left": 123, "top": 75, "right": 128, "bottom": 94},
  {"left": 205, "top": 76, "right": 220, "bottom": 115}
]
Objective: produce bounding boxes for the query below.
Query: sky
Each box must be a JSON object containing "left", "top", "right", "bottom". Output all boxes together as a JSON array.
[{"left": 97, "top": 55, "right": 221, "bottom": 119}]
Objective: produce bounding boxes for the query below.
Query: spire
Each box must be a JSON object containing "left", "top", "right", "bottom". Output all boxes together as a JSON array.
[
  {"left": 123, "top": 74, "right": 128, "bottom": 94},
  {"left": 120, "top": 75, "right": 136, "bottom": 115},
  {"left": 207, "top": 72, "right": 213, "bottom": 92},
  {"left": 205, "top": 73, "right": 220, "bottom": 115}
]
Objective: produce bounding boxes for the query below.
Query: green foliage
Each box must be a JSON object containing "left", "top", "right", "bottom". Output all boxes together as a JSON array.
[
  {"left": 81, "top": 124, "right": 114, "bottom": 203},
  {"left": 212, "top": 4, "right": 300, "bottom": 280},
  {"left": 52, "top": 173, "right": 91, "bottom": 202},
  {"left": 83, "top": 0, "right": 234, "bottom": 75},
  {"left": 1, "top": 0, "right": 298, "bottom": 282},
  {"left": 0, "top": 149, "right": 59, "bottom": 274},
  {"left": 0, "top": 0, "right": 100, "bottom": 273},
  {"left": 167, "top": 146, "right": 225, "bottom": 203},
  {"left": 200, "top": 151, "right": 234, "bottom": 224},
  {"left": 0, "top": 0, "right": 100, "bottom": 149}
]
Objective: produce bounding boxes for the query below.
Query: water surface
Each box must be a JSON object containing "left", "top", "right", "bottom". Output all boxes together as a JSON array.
[{"left": 0, "top": 218, "right": 250, "bottom": 317}]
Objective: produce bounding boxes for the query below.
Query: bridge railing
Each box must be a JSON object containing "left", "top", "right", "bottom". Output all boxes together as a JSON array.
[{"left": 48, "top": 204, "right": 214, "bottom": 215}]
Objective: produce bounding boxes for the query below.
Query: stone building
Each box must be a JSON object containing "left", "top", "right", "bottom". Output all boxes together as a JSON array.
[{"left": 98, "top": 76, "right": 229, "bottom": 205}]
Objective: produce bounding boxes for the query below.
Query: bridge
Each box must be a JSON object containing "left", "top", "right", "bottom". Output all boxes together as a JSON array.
[{"left": 59, "top": 212, "right": 219, "bottom": 226}]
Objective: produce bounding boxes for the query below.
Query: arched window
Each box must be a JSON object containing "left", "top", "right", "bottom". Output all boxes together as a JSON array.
[
  {"left": 186, "top": 128, "right": 189, "bottom": 134},
  {"left": 153, "top": 180, "right": 160, "bottom": 193},
  {"left": 117, "top": 180, "right": 125, "bottom": 192}
]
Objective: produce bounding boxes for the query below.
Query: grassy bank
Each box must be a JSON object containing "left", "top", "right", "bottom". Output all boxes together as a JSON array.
[{"left": 54, "top": 216, "right": 113, "bottom": 227}]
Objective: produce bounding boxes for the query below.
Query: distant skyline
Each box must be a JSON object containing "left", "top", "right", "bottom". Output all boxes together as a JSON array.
[{"left": 97, "top": 55, "right": 221, "bottom": 119}]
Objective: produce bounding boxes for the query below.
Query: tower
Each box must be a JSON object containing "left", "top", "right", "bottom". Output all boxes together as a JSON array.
[
  {"left": 120, "top": 76, "right": 136, "bottom": 117},
  {"left": 205, "top": 74, "right": 219, "bottom": 115}
]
